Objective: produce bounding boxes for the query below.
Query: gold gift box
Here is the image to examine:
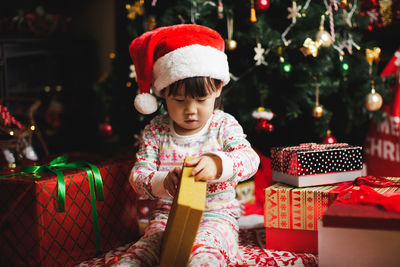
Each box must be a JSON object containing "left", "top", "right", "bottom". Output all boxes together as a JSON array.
[{"left": 160, "top": 158, "right": 207, "bottom": 267}]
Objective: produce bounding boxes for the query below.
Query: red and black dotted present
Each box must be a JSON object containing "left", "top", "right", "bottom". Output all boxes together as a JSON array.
[{"left": 271, "top": 143, "right": 363, "bottom": 176}]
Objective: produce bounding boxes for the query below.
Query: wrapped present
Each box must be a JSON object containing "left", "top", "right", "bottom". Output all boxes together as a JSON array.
[
  {"left": 319, "top": 182, "right": 400, "bottom": 267},
  {"left": 264, "top": 182, "right": 340, "bottom": 253},
  {"left": 160, "top": 157, "right": 206, "bottom": 267},
  {"left": 264, "top": 177, "right": 400, "bottom": 253},
  {"left": 271, "top": 143, "right": 363, "bottom": 187},
  {"left": 0, "top": 157, "right": 138, "bottom": 266}
]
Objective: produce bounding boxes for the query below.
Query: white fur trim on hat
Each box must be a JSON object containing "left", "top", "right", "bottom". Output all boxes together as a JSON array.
[
  {"left": 152, "top": 44, "right": 230, "bottom": 95},
  {"left": 134, "top": 93, "right": 158, "bottom": 114}
]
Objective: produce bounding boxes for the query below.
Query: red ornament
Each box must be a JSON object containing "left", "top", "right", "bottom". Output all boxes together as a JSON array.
[
  {"left": 255, "top": 0, "right": 270, "bottom": 11},
  {"left": 99, "top": 121, "right": 113, "bottom": 136},
  {"left": 255, "top": 118, "right": 274, "bottom": 132},
  {"left": 322, "top": 130, "right": 337, "bottom": 144}
]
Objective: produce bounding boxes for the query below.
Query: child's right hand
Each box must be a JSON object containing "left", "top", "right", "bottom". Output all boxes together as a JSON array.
[{"left": 163, "top": 167, "right": 181, "bottom": 197}]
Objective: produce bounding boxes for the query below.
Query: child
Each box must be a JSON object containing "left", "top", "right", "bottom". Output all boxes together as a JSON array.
[{"left": 115, "top": 24, "right": 260, "bottom": 267}]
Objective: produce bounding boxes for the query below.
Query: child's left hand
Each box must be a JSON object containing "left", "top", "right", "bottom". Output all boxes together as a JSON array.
[{"left": 185, "top": 155, "right": 222, "bottom": 181}]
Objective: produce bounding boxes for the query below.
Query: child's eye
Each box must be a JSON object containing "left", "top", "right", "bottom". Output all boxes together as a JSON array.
[
  {"left": 174, "top": 99, "right": 184, "bottom": 102},
  {"left": 197, "top": 98, "right": 207, "bottom": 102}
]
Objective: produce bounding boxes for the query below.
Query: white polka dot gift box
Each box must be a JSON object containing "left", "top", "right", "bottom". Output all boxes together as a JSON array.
[{"left": 270, "top": 143, "right": 363, "bottom": 187}]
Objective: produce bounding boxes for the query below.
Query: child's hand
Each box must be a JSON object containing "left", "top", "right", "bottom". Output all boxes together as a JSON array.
[
  {"left": 186, "top": 155, "right": 222, "bottom": 181},
  {"left": 163, "top": 167, "right": 181, "bottom": 197}
]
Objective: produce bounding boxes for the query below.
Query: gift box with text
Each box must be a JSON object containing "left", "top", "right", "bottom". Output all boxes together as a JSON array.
[{"left": 0, "top": 158, "right": 138, "bottom": 266}]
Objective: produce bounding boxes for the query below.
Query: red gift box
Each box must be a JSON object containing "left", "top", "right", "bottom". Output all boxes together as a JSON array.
[
  {"left": 270, "top": 143, "right": 363, "bottom": 187},
  {"left": 319, "top": 202, "right": 400, "bottom": 267},
  {"left": 0, "top": 158, "right": 138, "bottom": 266},
  {"left": 265, "top": 177, "right": 400, "bottom": 254},
  {"left": 264, "top": 182, "right": 341, "bottom": 253}
]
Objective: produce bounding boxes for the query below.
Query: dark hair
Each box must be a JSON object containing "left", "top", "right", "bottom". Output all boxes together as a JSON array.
[{"left": 162, "top": 77, "right": 223, "bottom": 109}]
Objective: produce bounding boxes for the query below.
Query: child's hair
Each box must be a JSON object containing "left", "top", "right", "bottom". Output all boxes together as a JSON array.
[{"left": 163, "top": 77, "right": 223, "bottom": 109}]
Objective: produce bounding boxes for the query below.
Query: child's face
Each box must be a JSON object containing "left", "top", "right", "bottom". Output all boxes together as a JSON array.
[{"left": 163, "top": 84, "right": 221, "bottom": 136}]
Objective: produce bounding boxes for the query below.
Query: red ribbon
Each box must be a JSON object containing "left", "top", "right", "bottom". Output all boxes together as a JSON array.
[{"left": 334, "top": 176, "right": 400, "bottom": 213}]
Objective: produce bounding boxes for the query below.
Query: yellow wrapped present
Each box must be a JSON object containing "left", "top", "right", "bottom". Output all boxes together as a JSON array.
[{"left": 160, "top": 157, "right": 207, "bottom": 267}]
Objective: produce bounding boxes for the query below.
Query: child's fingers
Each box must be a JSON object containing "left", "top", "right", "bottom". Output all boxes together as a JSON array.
[
  {"left": 185, "top": 157, "right": 200, "bottom": 167},
  {"left": 191, "top": 160, "right": 206, "bottom": 177}
]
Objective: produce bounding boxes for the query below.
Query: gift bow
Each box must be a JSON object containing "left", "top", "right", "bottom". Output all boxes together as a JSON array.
[
  {"left": 335, "top": 176, "right": 400, "bottom": 213},
  {"left": 2, "top": 156, "right": 105, "bottom": 254},
  {"left": 366, "top": 47, "right": 381, "bottom": 64},
  {"left": 21, "top": 156, "right": 104, "bottom": 212}
]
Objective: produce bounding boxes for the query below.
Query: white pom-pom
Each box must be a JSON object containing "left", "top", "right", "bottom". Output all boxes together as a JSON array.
[{"left": 134, "top": 93, "right": 158, "bottom": 114}]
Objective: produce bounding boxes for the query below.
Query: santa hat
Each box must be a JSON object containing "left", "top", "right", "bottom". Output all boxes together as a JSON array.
[{"left": 129, "top": 24, "right": 230, "bottom": 114}]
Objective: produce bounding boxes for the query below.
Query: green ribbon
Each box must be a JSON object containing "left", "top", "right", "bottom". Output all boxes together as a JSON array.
[{"left": 1, "top": 156, "right": 104, "bottom": 254}]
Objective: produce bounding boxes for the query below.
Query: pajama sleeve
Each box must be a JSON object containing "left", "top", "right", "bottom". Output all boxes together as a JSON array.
[
  {"left": 209, "top": 114, "right": 260, "bottom": 183},
  {"left": 129, "top": 121, "right": 170, "bottom": 199}
]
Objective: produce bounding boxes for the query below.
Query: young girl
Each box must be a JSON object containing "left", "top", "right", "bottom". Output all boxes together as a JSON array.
[{"left": 115, "top": 24, "right": 260, "bottom": 267}]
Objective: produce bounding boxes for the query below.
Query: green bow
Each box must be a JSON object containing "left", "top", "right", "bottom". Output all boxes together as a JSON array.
[{"left": 2, "top": 156, "right": 105, "bottom": 254}]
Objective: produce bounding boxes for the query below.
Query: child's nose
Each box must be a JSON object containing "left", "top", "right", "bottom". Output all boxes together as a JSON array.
[{"left": 185, "top": 101, "right": 197, "bottom": 114}]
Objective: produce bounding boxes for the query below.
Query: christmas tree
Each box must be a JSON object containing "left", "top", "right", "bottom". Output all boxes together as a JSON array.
[{"left": 97, "top": 0, "right": 398, "bottom": 155}]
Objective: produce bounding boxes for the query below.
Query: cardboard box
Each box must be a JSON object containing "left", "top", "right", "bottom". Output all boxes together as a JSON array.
[
  {"left": 160, "top": 159, "right": 207, "bottom": 267},
  {"left": 271, "top": 143, "right": 363, "bottom": 187},
  {"left": 319, "top": 203, "right": 400, "bottom": 267},
  {"left": 0, "top": 158, "right": 138, "bottom": 266}
]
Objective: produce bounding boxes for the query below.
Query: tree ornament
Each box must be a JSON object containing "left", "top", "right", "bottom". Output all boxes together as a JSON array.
[
  {"left": 217, "top": 0, "right": 224, "bottom": 19},
  {"left": 340, "top": 2, "right": 357, "bottom": 28},
  {"left": 365, "top": 84, "right": 383, "bottom": 111},
  {"left": 255, "top": 119, "right": 274, "bottom": 132},
  {"left": 322, "top": 129, "right": 337, "bottom": 143},
  {"left": 252, "top": 106, "right": 275, "bottom": 133},
  {"left": 254, "top": 43, "right": 265, "bottom": 65},
  {"left": 313, "top": 105, "right": 324, "bottom": 118},
  {"left": 287, "top": 0, "right": 302, "bottom": 23},
  {"left": 225, "top": 11, "right": 237, "bottom": 51},
  {"left": 366, "top": 47, "right": 381, "bottom": 64},
  {"left": 250, "top": 0, "right": 257, "bottom": 23},
  {"left": 301, "top": 38, "right": 322, "bottom": 57},
  {"left": 255, "top": 0, "right": 270, "bottom": 12},
  {"left": 226, "top": 39, "right": 237, "bottom": 51},
  {"left": 312, "top": 78, "right": 324, "bottom": 118},
  {"left": 364, "top": 47, "right": 383, "bottom": 111},
  {"left": 315, "top": 15, "right": 333, "bottom": 47},
  {"left": 126, "top": 1, "right": 144, "bottom": 20},
  {"left": 339, "top": 0, "right": 348, "bottom": 8},
  {"left": 379, "top": 0, "right": 393, "bottom": 26},
  {"left": 99, "top": 121, "right": 113, "bottom": 137}
]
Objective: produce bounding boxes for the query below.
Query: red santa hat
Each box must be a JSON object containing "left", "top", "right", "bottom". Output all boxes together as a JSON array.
[{"left": 129, "top": 24, "right": 230, "bottom": 114}]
